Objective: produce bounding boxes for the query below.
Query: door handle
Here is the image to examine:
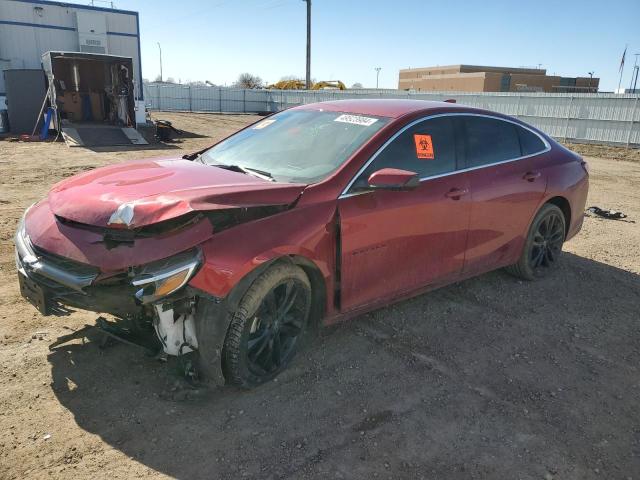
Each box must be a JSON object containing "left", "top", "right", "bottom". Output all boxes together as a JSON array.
[
  {"left": 445, "top": 188, "right": 469, "bottom": 200},
  {"left": 523, "top": 171, "right": 541, "bottom": 182}
]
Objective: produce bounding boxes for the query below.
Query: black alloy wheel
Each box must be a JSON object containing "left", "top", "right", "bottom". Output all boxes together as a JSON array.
[
  {"left": 505, "top": 203, "right": 566, "bottom": 281},
  {"left": 222, "top": 263, "right": 311, "bottom": 387},
  {"left": 246, "top": 279, "right": 307, "bottom": 376},
  {"left": 529, "top": 210, "right": 565, "bottom": 271}
]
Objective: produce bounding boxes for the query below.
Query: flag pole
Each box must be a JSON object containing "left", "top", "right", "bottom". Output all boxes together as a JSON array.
[
  {"left": 618, "top": 44, "right": 628, "bottom": 92},
  {"left": 618, "top": 67, "right": 624, "bottom": 92}
]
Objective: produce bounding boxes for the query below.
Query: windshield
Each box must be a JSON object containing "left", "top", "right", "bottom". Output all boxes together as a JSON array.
[{"left": 199, "top": 109, "right": 389, "bottom": 183}]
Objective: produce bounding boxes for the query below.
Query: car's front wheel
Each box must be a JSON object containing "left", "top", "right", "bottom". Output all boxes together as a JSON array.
[
  {"left": 222, "top": 263, "right": 311, "bottom": 388},
  {"left": 506, "top": 203, "right": 566, "bottom": 280}
]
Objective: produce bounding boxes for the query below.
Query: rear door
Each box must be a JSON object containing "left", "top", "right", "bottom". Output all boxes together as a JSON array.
[
  {"left": 338, "top": 116, "right": 471, "bottom": 311},
  {"left": 458, "top": 115, "right": 549, "bottom": 275}
]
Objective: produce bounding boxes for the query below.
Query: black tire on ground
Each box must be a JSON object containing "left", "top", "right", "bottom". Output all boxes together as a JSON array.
[
  {"left": 222, "top": 263, "right": 312, "bottom": 388},
  {"left": 505, "top": 203, "right": 566, "bottom": 281}
]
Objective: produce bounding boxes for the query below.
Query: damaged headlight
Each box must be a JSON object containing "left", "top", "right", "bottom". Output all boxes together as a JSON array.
[
  {"left": 131, "top": 249, "right": 202, "bottom": 304},
  {"left": 15, "top": 204, "right": 37, "bottom": 273}
]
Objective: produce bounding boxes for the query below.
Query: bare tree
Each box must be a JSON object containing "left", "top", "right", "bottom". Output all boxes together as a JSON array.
[
  {"left": 351, "top": 82, "right": 363, "bottom": 89},
  {"left": 234, "top": 73, "right": 264, "bottom": 89}
]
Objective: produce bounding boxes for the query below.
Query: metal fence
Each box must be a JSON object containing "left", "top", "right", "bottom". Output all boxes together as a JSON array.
[{"left": 142, "top": 84, "right": 640, "bottom": 146}]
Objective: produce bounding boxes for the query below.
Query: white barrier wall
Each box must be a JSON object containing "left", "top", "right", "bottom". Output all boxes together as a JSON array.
[{"left": 143, "top": 84, "right": 640, "bottom": 146}]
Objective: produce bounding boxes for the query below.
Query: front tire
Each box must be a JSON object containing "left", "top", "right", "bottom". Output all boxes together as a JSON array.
[
  {"left": 222, "top": 263, "right": 311, "bottom": 388},
  {"left": 506, "top": 204, "right": 566, "bottom": 281}
]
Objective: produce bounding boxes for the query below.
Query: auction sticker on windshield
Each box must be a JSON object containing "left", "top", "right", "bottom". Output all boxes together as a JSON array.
[
  {"left": 253, "top": 119, "right": 277, "bottom": 130},
  {"left": 334, "top": 114, "right": 378, "bottom": 127}
]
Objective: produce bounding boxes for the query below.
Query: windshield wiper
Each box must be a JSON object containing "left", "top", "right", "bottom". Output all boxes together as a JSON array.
[
  {"left": 212, "top": 164, "right": 275, "bottom": 182},
  {"left": 242, "top": 166, "right": 275, "bottom": 181}
]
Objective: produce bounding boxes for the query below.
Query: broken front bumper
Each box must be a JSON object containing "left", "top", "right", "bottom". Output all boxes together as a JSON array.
[
  {"left": 15, "top": 210, "right": 202, "bottom": 317},
  {"left": 15, "top": 211, "right": 231, "bottom": 384},
  {"left": 15, "top": 215, "right": 101, "bottom": 315},
  {"left": 16, "top": 235, "right": 208, "bottom": 369},
  {"left": 15, "top": 233, "right": 140, "bottom": 317}
]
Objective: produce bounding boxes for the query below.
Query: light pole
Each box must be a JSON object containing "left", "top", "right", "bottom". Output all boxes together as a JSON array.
[
  {"left": 588, "top": 71, "right": 594, "bottom": 92},
  {"left": 157, "top": 42, "right": 163, "bottom": 83},
  {"left": 630, "top": 54, "right": 640, "bottom": 92},
  {"left": 303, "top": 0, "right": 311, "bottom": 89},
  {"left": 375, "top": 67, "right": 381, "bottom": 89}
]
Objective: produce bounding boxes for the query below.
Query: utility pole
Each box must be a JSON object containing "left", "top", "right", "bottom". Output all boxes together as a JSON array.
[
  {"left": 303, "top": 0, "right": 311, "bottom": 89},
  {"left": 632, "top": 65, "right": 640, "bottom": 93},
  {"left": 375, "top": 67, "right": 381, "bottom": 89},
  {"left": 157, "top": 42, "right": 163, "bottom": 82}
]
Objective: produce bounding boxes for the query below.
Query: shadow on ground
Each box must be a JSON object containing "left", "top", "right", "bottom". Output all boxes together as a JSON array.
[
  {"left": 83, "top": 127, "right": 209, "bottom": 153},
  {"left": 48, "top": 253, "right": 640, "bottom": 479},
  {"left": 85, "top": 143, "right": 183, "bottom": 154}
]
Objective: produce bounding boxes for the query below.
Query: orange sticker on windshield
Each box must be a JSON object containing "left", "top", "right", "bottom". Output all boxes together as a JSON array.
[{"left": 414, "top": 134, "right": 434, "bottom": 159}]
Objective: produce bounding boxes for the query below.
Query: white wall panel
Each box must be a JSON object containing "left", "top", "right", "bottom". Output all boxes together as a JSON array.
[{"left": 143, "top": 85, "right": 640, "bottom": 147}]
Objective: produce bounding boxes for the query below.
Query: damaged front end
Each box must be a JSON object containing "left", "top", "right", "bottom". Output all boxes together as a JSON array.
[
  {"left": 17, "top": 215, "right": 200, "bottom": 344},
  {"left": 15, "top": 202, "right": 292, "bottom": 385}
]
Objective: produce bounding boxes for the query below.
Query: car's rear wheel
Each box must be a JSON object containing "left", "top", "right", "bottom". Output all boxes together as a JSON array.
[
  {"left": 222, "top": 263, "right": 311, "bottom": 388},
  {"left": 506, "top": 203, "right": 566, "bottom": 281}
]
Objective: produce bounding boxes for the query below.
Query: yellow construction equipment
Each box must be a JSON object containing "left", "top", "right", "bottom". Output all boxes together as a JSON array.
[
  {"left": 268, "top": 80, "right": 306, "bottom": 90},
  {"left": 267, "top": 80, "right": 346, "bottom": 90},
  {"left": 311, "top": 80, "right": 346, "bottom": 90}
]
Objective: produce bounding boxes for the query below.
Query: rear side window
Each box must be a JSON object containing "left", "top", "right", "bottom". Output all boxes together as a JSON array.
[
  {"left": 517, "top": 126, "right": 547, "bottom": 156},
  {"left": 353, "top": 116, "right": 457, "bottom": 189},
  {"left": 462, "top": 116, "right": 521, "bottom": 167}
]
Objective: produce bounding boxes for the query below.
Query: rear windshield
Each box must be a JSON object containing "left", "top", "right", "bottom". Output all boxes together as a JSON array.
[{"left": 200, "top": 109, "right": 389, "bottom": 183}]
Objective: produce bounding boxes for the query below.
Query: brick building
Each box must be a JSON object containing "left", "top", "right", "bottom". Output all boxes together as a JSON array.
[{"left": 398, "top": 65, "right": 599, "bottom": 93}]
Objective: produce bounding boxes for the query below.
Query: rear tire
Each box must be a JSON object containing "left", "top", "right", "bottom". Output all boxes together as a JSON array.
[
  {"left": 506, "top": 204, "right": 566, "bottom": 281},
  {"left": 222, "top": 263, "right": 311, "bottom": 388}
]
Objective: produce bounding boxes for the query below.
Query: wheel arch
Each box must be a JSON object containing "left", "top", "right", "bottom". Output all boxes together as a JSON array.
[
  {"left": 289, "top": 255, "right": 327, "bottom": 332},
  {"left": 193, "top": 253, "right": 327, "bottom": 385},
  {"left": 225, "top": 254, "right": 327, "bottom": 330},
  {"left": 545, "top": 195, "right": 571, "bottom": 236}
]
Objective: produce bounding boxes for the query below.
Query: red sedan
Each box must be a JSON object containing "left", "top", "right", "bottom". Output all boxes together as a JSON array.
[{"left": 15, "top": 100, "right": 589, "bottom": 387}]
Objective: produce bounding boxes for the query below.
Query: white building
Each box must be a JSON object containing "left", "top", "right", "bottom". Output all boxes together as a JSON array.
[{"left": 0, "top": 0, "right": 143, "bottom": 106}]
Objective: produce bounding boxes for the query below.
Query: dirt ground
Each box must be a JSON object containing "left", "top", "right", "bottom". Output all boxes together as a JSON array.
[
  {"left": 0, "top": 112, "right": 639, "bottom": 480},
  {"left": 562, "top": 142, "right": 640, "bottom": 164}
]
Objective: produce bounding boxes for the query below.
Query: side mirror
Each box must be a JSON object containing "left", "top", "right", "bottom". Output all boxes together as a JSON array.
[{"left": 367, "top": 168, "right": 420, "bottom": 191}]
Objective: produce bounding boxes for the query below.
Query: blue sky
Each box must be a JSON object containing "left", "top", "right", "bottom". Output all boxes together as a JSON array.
[{"left": 81, "top": 0, "right": 639, "bottom": 90}]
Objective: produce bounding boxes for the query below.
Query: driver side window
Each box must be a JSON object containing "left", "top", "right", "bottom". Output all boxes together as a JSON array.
[{"left": 351, "top": 116, "right": 457, "bottom": 190}]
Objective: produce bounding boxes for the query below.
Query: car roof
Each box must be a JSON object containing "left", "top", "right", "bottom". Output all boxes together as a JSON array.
[{"left": 293, "top": 98, "right": 472, "bottom": 119}]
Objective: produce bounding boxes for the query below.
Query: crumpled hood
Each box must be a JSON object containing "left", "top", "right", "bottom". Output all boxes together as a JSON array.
[{"left": 48, "top": 158, "right": 306, "bottom": 228}]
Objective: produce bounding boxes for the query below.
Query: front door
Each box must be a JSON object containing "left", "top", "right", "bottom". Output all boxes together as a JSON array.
[{"left": 338, "top": 116, "right": 471, "bottom": 311}]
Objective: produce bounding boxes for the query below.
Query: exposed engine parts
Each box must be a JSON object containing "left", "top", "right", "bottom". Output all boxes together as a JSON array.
[
  {"left": 153, "top": 304, "right": 198, "bottom": 356},
  {"left": 48, "top": 297, "right": 203, "bottom": 382}
]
